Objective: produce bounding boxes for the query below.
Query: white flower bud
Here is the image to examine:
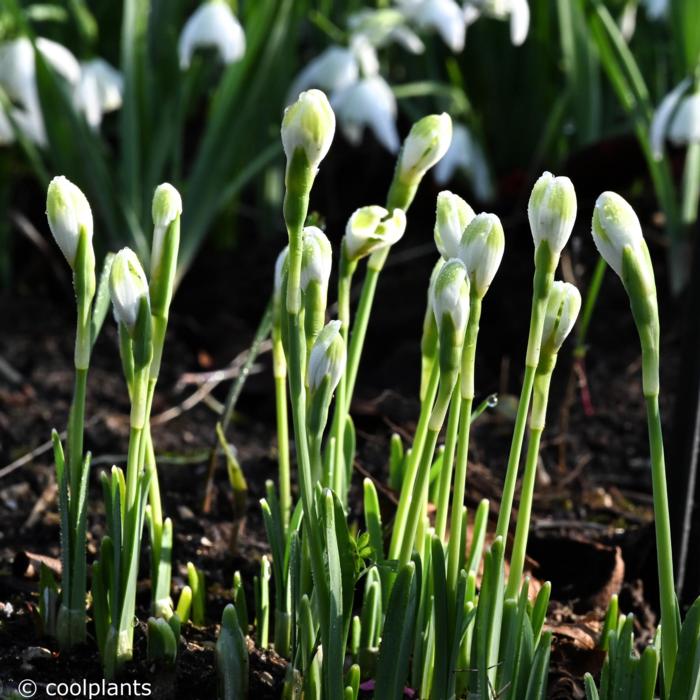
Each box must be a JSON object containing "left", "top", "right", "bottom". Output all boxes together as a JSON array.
[
  {"left": 458, "top": 212, "right": 505, "bottom": 298},
  {"left": 110, "top": 248, "right": 149, "bottom": 331},
  {"left": 151, "top": 183, "right": 182, "bottom": 276},
  {"left": 46, "top": 175, "right": 93, "bottom": 268},
  {"left": 281, "top": 89, "right": 336, "bottom": 171},
  {"left": 301, "top": 226, "right": 332, "bottom": 293},
  {"left": 528, "top": 171, "right": 577, "bottom": 256},
  {"left": 344, "top": 205, "right": 407, "bottom": 261},
  {"left": 399, "top": 113, "right": 452, "bottom": 180},
  {"left": 431, "top": 258, "right": 469, "bottom": 336},
  {"left": 434, "top": 190, "right": 475, "bottom": 260},
  {"left": 541, "top": 281, "right": 581, "bottom": 355},
  {"left": 178, "top": 0, "right": 246, "bottom": 70},
  {"left": 307, "top": 320, "right": 346, "bottom": 394}
]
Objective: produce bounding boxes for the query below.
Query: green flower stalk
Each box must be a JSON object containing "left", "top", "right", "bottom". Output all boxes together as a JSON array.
[
  {"left": 591, "top": 191, "right": 679, "bottom": 690},
  {"left": 506, "top": 281, "right": 581, "bottom": 600},
  {"left": 496, "top": 171, "right": 577, "bottom": 541},
  {"left": 46, "top": 175, "right": 97, "bottom": 650}
]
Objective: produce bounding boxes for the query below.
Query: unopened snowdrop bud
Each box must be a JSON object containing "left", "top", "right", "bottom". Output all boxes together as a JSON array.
[
  {"left": 301, "top": 227, "right": 332, "bottom": 347},
  {"left": 110, "top": 248, "right": 150, "bottom": 334},
  {"left": 528, "top": 171, "right": 577, "bottom": 262},
  {"left": 592, "top": 191, "right": 659, "bottom": 395},
  {"left": 435, "top": 191, "right": 475, "bottom": 260},
  {"left": 540, "top": 281, "right": 581, "bottom": 358},
  {"left": 150, "top": 183, "right": 182, "bottom": 317},
  {"left": 458, "top": 212, "right": 505, "bottom": 298},
  {"left": 178, "top": 0, "right": 246, "bottom": 70},
  {"left": 343, "top": 206, "right": 407, "bottom": 263},
  {"left": 431, "top": 258, "right": 469, "bottom": 379},
  {"left": 46, "top": 176, "right": 93, "bottom": 269},
  {"left": 398, "top": 113, "right": 452, "bottom": 183},
  {"left": 281, "top": 89, "right": 336, "bottom": 175}
]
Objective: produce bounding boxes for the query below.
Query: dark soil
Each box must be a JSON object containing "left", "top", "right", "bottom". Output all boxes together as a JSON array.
[{"left": 0, "top": 137, "right": 690, "bottom": 699}]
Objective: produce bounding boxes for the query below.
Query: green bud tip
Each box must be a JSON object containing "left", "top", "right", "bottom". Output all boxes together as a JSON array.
[
  {"left": 301, "top": 226, "right": 332, "bottom": 293},
  {"left": 434, "top": 190, "right": 475, "bottom": 260},
  {"left": 541, "top": 281, "right": 581, "bottom": 356},
  {"left": 281, "top": 89, "right": 336, "bottom": 170},
  {"left": 528, "top": 171, "right": 577, "bottom": 256},
  {"left": 399, "top": 113, "right": 452, "bottom": 180},
  {"left": 46, "top": 175, "right": 93, "bottom": 269},
  {"left": 110, "top": 248, "right": 150, "bottom": 331},
  {"left": 151, "top": 183, "right": 182, "bottom": 275},
  {"left": 307, "top": 320, "right": 346, "bottom": 394},
  {"left": 344, "top": 205, "right": 406, "bottom": 262},
  {"left": 458, "top": 212, "right": 505, "bottom": 298},
  {"left": 430, "top": 258, "right": 470, "bottom": 336}
]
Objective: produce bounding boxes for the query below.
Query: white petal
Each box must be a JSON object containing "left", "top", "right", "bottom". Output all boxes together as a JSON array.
[
  {"left": 350, "top": 35, "right": 379, "bottom": 76},
  {"left": 650, "top": 78, "right": 691, "bottom": 160},
  {"left": 669, "top": 92, "right": 700, "bottom": 146},
  {"left": 509, "top": 0, "right": 530, "bottom": 45},
  {"left": 36, "top": 38, "right": 81, "bottom": 84},
  {"left": 413, "top": 0, "right": 467, "bottom": 52},
  {"left": 288, "top": 46, "right": 359, "bottom": 102},
  {"left": 643, "top": 0, "right": 667, "bottom": 20}
]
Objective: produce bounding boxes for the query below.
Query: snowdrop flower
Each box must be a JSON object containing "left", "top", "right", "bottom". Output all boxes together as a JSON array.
[
  {"left": 178, "top": 0, "right": 246, "bottom": 70},
  {"left": 74, "top": 59, "right": 123, "bottom": 129},
  {"left": 289, "top": 46, "right": 359, "bottom": 101},
  {"left": 46, "top": 176, "right": 93, "bottom": 269},
  {"left": 331, "top": 75, "right": 399, "bottom": 152},
  {"left": 348, "top": 8, "right": 425, "bottom": 54},
  {"left": 307, "top": 320, "right": 346, "bottom": 394},
  {"left": 431, "top": 258, "right": 470, "bottom": 336},
  {"left": 110, "top": 248, "right": 150, "bottom": 331},
  {"left": 344, "top": 206, "right": 407, "bottom": 261},
  {"left": 465, "top": 0, "right": 530, "bottom": 46},
  {"left": 528, "top": 171, "right": 577, "bottom": 257},
  {"left": 398, "top": 112, "right": 452, "bottom": 181},
  {"left": 151, "top": 183, "right": 182, "bottom": 277},
  {"left": 541, "top": 281, "right": 581, "bottom": 356},
  {"left": 650, "top": 79, "right": 700, "bottom": 159},
  {"left": 301, "top": 226, "right": 332, "bottom": 294},
  {"left": 433, "top": 123, "right": 494, "bottom": 201},
  {"left": 399, "top": 0, "right": 467, "bottom": 52},
  {"left": 642, "top": 0, "right": 667, "bottom": 20},
  {"left": 282, "top": 89, "right": 336, "bottom": 170},
  {"left": 458, "top": 212, "right": 505, "bottom": 298},
  {"left": 434, "top": 191, "right": 475, "bottom": 260}
]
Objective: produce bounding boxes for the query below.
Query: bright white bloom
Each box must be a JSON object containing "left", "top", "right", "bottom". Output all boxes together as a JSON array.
[
  {"left": 151, "top": 183, "right": 183, "bottom": 276},
  {"left": 669, "top": 93, "right": 700, "bottom": 145},
  {"left": 281, "top": 89, "right": 336, "bottom": 169},
  {"left": 399, "top": 112, "right": 452, "bottom": 180},
  {"left": 434, "top": 191, "right": 475, "bottom": 259},
  {"left": 344, "top": 206, "right": 407, "bottom": 261},
  {"left": 528, "top": 171, "right": 577, "bottom": 256},
  {"left": 178, "top": 0, "right": 246, "bottom": 70},
  {"left": 591, "top": 191, "right": 651, "bottom": 283},
  {"left": 289, "top": 46, "right": 359, "bottom": 100},
  {"left": 431, "top": 258, "right": 470, "bottom": 335},
  {"left": 458, "top": 212, "right": 505, "bottom": 297},
  {"left": 541, "top": 281, "right": 581, "bottom": 355},
  {"left": 301, "top": 226, "right": 332, "bottom": 293},
  {"left": 46, "top": 176, "right": 93, "bottom": 268},
  {"left": 650, "top": 78, "right": 696, "bottom": 159},
  {"left": 307, "top": 320, "right": 346, "bottom": 393},
  {"left": 74, "top": 59, "right": 123, "bottom": 129},
  {"left": 399, "top": 0, "right": 467, "bottom": 52},
  {"left": 433, "top": 123, "right": 493, "bottom": 200},
  {"left": 464, "top": 0, "right": 530, "bottom": 46},
  {"left": 110, "top": 248, "right": 150, "bottom": 330},
  {"left": 331, "top": 75, "right": 399, "bottom": 153},
  {"left": 348, "top": 9, "right": 425, "bottom": 53}
]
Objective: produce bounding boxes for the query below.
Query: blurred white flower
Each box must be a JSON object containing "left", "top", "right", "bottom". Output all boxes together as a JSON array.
[
  {"left": 179, "top": 0, "right": 246, "bottom": 70},
  {"left": 464, "top": 0, "right": 530, "bottom": 46},
  {"left": 433, "top": 123, "right": 494, "bottom": 201},
  {"left": 348, "top": 8, "right": 425, "bottom": 53},
  {"left": 331, "top": 75, "right": 399, "bottom": 152},
  {"left": 398, "top": 0, "right": 466, "bottom": 52},
  {"left": 642, "top": 0, "right": 667, "bottom": 20},
  {"left": 650, "top": 79, "right": 700, "bottom": 159},
  {"left": 74, "top": 59, "right": 123, "bottom": 129}
]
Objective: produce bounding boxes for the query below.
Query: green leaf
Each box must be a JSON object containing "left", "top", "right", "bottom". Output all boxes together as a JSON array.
[
  {"left": 669, "top": 596, "right": 700, "bottom": 699},
  {"left": 90, "top": 253, "right": 115, "bottom": 349},
  {"left": 217, "top": 604, "right": 249, "bottom": 700},
  {"left": 584, "top": 673, "right": 601, "bottom": 700}
]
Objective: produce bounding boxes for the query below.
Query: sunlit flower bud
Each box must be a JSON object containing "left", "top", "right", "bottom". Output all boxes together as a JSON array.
[
  {"left": 398, "top": 113, "right": 452, "bottom": 181},
  {"left": 344, "top": 206, "right": 407, "bottom": 261},
  {"left": 435, "top": 190, "right": 475, "bottom": 260},
  {"left": 151, "top": 183, "right": 182, "bottom": 276},
  {"left": 46, "top": 176, "right": 93, "bottom": 268},
  {"left": 541, "top": 281, "right": 581, "bottom": 356},
  {"left": 281, "top": 89, "right": 336, "bottom": 171},
  {"left": 431, "top": 258, "right": 469, "bottom": 337},
  {"left": 300, "top": 226, "right": 332, "bottom": 293},
  {"left": 307, "top": 320, "right": 346, "bottom": 394},
  {"left": 528, "top": 171, "right": 577, "bottom": 256},
  {"left": 178, "top": 0, "right": 246, "bottom": 70},
  {"left": 110, "top": 248, "right": 150, "bottom": 331},
  {"left": 458, "top": 212, "right": 505, "bottom": 298}
]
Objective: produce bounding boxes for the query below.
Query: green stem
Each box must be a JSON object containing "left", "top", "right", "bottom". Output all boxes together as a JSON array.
[
  {"left": 681, "top": 139, "right": 700, "bottom": 226},
  {"left": 274, "top": 372, "right": 291, "bottom": 528},
  {"left": 67, "top": 368, "right": 88, "bottom": 522},
  {"left": 434, "top": 385, "right": 462, "bottom": 541},
  {"left": 575, "top": 256, "right": 607, "bottom": 359},
  {"left": 645, "top": 394, "right": 679, "bottom": 692}
]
